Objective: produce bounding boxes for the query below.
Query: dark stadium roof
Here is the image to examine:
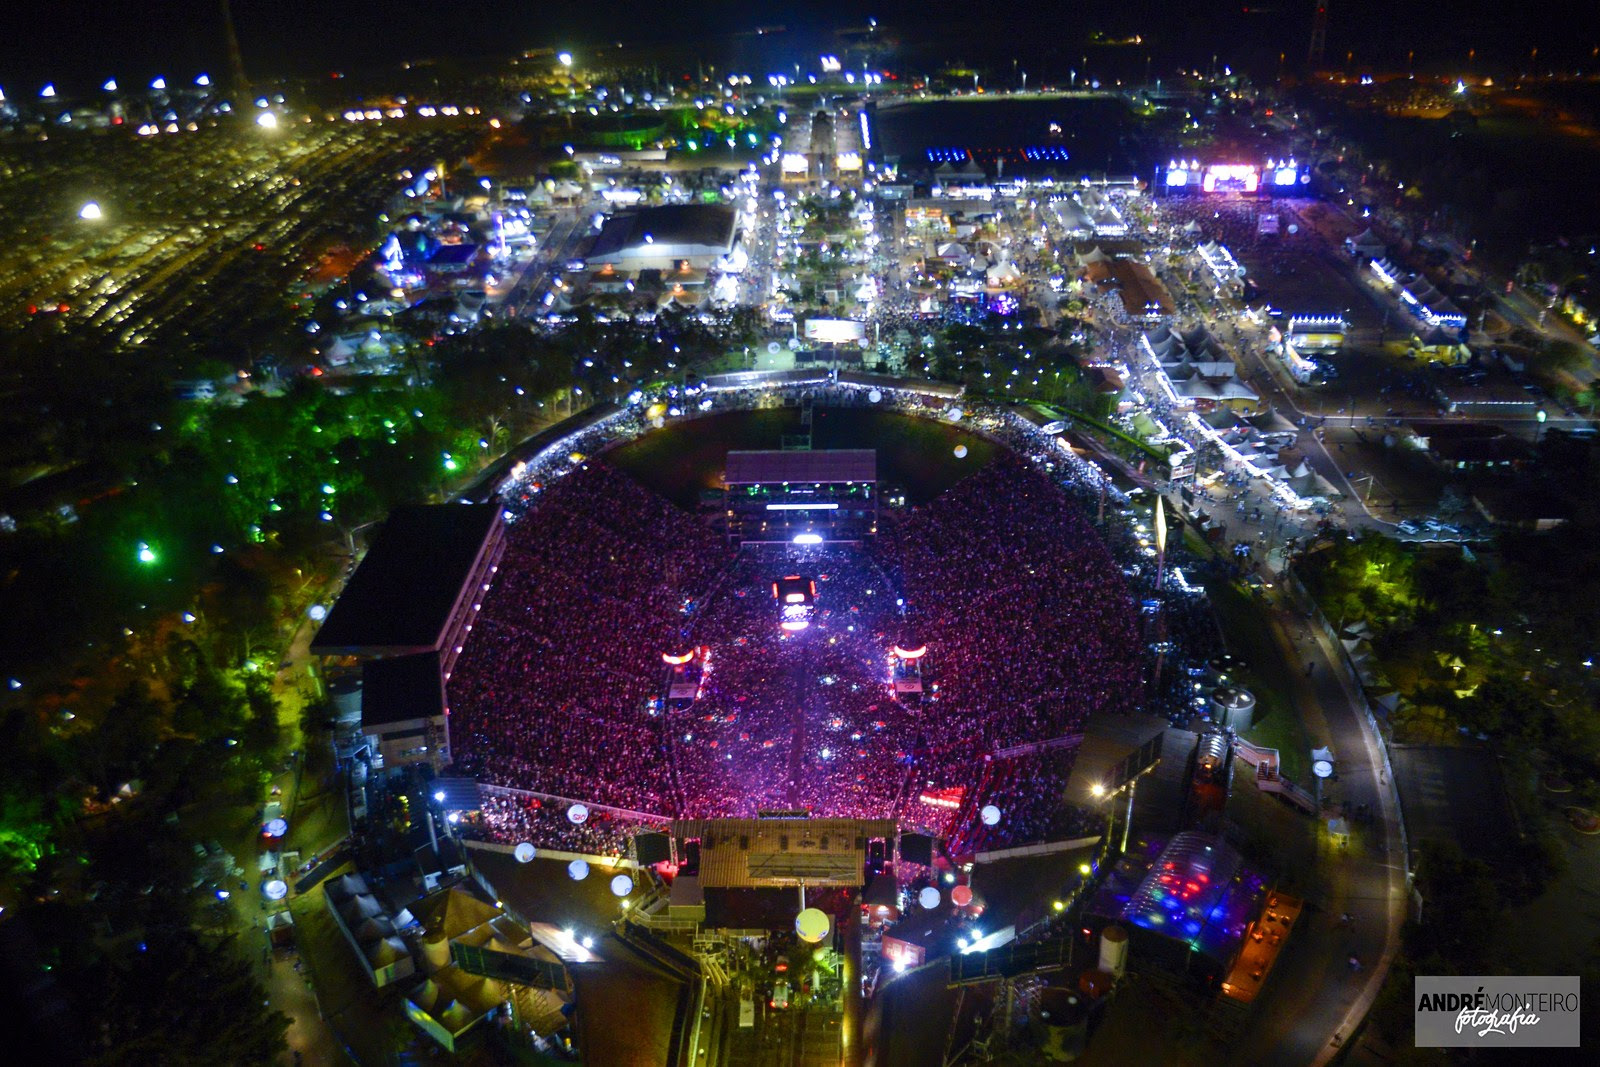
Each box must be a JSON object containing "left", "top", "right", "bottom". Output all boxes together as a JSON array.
[
  {"left": 724, "top": 449, "right": 877, "bottom": 485},
  {"left": 312, "top": 504, "right": 500, "bottom": 654},
  {"left": 361, "top": 652, "right": 445, "bottom": 728},
  {"left": 590, "top": 204, "right": 737, "bottom": 258}
]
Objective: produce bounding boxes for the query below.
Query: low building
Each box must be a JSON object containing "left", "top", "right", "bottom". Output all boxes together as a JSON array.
[
  {"left": 587, "top": 204, "right": 739, "bottom": 269},
  {"left": 325, "top": 871, "right": 418, "bottom": 988},
  {"left": 1470, "top": 481, "right": 1571, "bottom": 530}
]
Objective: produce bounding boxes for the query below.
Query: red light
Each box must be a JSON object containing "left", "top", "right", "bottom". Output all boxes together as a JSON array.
[
  {"left": 253, "top": 243, "right": 265, "bottom": 251},
  {"left": 892, "top": 644, "right": 928, "bottom": 660},
  {"left": 26, "top": 304, "right": 37, "bottom": 315},
  {"left": 57, "top": 303, "right": 69, "bottom": 313}
]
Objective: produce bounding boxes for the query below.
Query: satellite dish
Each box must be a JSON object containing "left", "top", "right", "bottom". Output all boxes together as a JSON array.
[
  {"left": 768, "top": 341, "right": 781, "bottom": 354},
  {"left": 954, "top": 445, "right": 969, "bottom": 459},
  {"left": 514, "top": 842, "right": 537, "bottom": 863},
  {"left": 951, "top": 884, "right": 974, "bottom": 907},
  {"left": 868, "top": 389, "right": 882, "bottom": 403},
  {"left": 568, "top": 859, "right": 590, "bottom": 880},
  {"left": 795, "top": 907, "right": 831, "bottom": 943},
  {"left": 918, "top": 886, "right": 941, "bottom": 909},
  {"left": 567, "top": 803, "right": 590, "bottom": 825},
  {"left": 610, "top": 874, "right": 635, "bottom": 897},
  {"left": 980, "top": 804, "right": 1000, "bottom": 826},
  {"left": 787, "top": 337, "right": 801, "bottom": 351},
  {"left": 262, "top": 879, "right": 288, "bottom": 901}
]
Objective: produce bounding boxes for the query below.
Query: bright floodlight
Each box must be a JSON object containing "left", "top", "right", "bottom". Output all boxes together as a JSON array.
[
  {"left": 103, "top": 79, "right": 118, "bottom": 92},
  {"left": 793, "top": 532, "right": 823, "bottom": 545},
  {"left": 558, "top": 52, "right": 573, "bottom": 67},
  {"left": 135, "top": 541, "right": 156, "bottom": 564},
  {"left": 151, "top": 77, "right": 166, "bottom": 90},
  {"left": 918, "top": 886, "right": 941, "bottom": 909},
  {"left": 40, "top": 83, "right": 57, "bottom": 98},
  {"left": 433, "top": 790, "right": 445, "bottom": 802},
  {"left": 195, "top": 73, "right": 211, "bottom": 86},
  {"left": 256, "top": 111, "right": 278, "bottom": 128},
  {"left": 1090, "top": 782, "right": 1106, "bottom": 797},
  {"left": 79, "top": 201, "right": 104, "bottom": 221},
  {"left": 980, "top": 804, "right": 1001, "bottom": 826},
  {"left": 567, "top": 803, "right": 590, "bottom": 825},
  {"left": 610, "top": 874, "right": 634, "bottom": 897},
  {"left": 567, "top": 859, "right": 590, "bottom": 881}
]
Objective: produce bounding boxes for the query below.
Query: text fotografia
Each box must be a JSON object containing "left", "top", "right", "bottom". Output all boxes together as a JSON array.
[{"left": 1415, "top": 976, "right": 1581, "bottom": 1048}]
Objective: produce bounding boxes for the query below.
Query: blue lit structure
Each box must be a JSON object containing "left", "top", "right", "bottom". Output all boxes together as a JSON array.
[{"left": 1083, "top": 832, "right": 1266, "bottom": 987}]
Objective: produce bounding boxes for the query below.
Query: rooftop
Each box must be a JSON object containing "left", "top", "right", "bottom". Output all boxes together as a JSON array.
[
  {"left": 590, "top": 204, "right": 737, "bottom": 259},
  {"left": 362, "top": 653, "right": 446, "bottom": 728},
  {"left": 312, "top": 504, "right": 501, "bottom": 655},
  {"left": 724, "top": 449, "right": 878, "bottom": 486}
]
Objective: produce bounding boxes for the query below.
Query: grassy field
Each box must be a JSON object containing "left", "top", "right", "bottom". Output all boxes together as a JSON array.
[
  {"left": 606, "top": 407, "right": 997, "bottom": 508},
  {"left": 1205, "top": 577, "right": 1313, "bottom": 784}
]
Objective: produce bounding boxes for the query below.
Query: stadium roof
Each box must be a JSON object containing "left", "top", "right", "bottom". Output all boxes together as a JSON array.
[
  {"left": 362, "top": 653, "right": 445, "bottom": 728},
  {"left": 675, "top": 818, "right": 896, "bottom": 888},
  {"left": 589, "top": 204, "right": 737, "bottom": 261},
  {"left": 312, "top": 504, "right": 500, "bottom": 655},
  {"left": 724, "top": 449, "right": 877, "bottom": 485}
]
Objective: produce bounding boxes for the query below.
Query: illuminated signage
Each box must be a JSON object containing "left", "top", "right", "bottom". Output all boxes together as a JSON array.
[
  {"left": 765, "top": 502, "right": 841, "bottom": 511},
  {"left": 804, "top": 318, "right": 867, "bottom": 344},
  {"left": 1201, "top": 164, "right": 1259, "bottom": 193}
]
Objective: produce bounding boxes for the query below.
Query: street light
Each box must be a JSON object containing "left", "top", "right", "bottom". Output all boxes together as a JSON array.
[
  {"left": 79, "top": 201, "right": 103, "bottom": 221},
  {"left": 255, "top": 111, "right": 277, "bottom": 128},
  {"left": 558, "top": 52, "right": 573, "bottom": 68}
]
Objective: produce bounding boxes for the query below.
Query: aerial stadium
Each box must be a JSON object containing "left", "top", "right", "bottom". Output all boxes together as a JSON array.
[{"left": 440, "top": 385, "right": 1145, "bottom": 862}]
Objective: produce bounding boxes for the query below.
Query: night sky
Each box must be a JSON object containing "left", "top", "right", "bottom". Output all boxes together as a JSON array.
[{"left": 0, "top": 1, "right": 1583, "bottom": 90}]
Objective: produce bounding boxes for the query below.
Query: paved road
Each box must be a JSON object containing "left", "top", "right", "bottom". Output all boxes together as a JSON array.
[{"left": 1225, "top": 590, "right": 1407, "bottom": 1065}]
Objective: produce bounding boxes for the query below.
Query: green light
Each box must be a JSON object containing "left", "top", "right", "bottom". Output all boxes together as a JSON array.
[
  {"left": 136, "top": 542, "right": 157, "bottom": 564},
  {"left": 321, "top": 484, "right": 336, "bottom": 495},
  {"left": 442, "top": 452, "right": 457, "bottom": 472}
]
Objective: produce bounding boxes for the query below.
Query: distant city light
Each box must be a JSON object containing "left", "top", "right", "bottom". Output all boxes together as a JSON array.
[
  {"left": 40, "top": 83, "right": 56, "bottom": 98},
  {"left": 195, "top": 73, "right": 211, "bottom": 87},
  {"left": 150, "top": 77, "right": 165, "bottom": 90},
  {"left": 136, "top": 541, "right": 156, "bottom": 564}
]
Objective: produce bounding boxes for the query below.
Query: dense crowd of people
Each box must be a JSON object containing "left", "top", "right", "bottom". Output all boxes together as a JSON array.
[
  {"left": 882, "top": 457, "right": 1145, "bottom": 843},
  {"left": 454, "top": 415, "right": 1153, "bottom": 856},
  {"left": 448, "top": 462, "right": 725, "bottom": 816},
  {"left": 670, "top": 546, "right": 917, "bottom": 820}
]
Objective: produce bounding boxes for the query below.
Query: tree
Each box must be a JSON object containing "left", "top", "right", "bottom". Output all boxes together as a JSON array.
[
  {"left": 1531, "top": 338, "right": 1585, "bottom": 377},
  {"left": 78, "top": 925, "right": 289, "bottom": 1066}
]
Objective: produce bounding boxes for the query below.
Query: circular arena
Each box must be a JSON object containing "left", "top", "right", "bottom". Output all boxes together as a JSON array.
[{"left": 447, "top": 385, "right": 1145, "bottom": 860}]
